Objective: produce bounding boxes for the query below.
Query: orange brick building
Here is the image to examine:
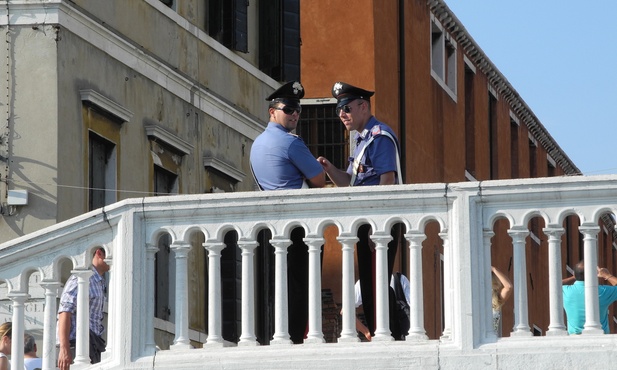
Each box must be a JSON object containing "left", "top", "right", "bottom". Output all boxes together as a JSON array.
[{"left": 297, "top": 0, "right": 616, "bottom": 339}]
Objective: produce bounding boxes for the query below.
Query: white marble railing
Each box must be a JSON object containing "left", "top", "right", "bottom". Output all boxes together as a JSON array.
[{"left": 1, "top": 175, "right": 617, "bottom": 369}]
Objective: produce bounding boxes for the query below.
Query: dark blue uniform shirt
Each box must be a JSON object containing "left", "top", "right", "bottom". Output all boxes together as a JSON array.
[{"left": 346, "top": 116, "right": 399, "bottom": 186}]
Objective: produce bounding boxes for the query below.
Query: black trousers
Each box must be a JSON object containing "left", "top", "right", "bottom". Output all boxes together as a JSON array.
[
  {"left": 66, "top": 330, "right": 106, "bottom": 365},
  {"left": 356, "top": 223, "right": 402, "bottom": 340}
]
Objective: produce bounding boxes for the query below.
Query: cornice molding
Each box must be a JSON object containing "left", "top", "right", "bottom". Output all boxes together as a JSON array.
[
  {"left": 80, "top": 89, "right": 133, "bottom": 122},
  {"left": 144, "top": 123, "right": 193, "bottom": 156},
  {"left": 203, "top": 156, "right": 245, "bottom": 183}
]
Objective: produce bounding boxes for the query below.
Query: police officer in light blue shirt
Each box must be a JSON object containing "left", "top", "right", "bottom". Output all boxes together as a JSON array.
[
  {"left": 250, "top": 81, "right": 325, "bottom": 344},
  {"left": 318, "top": 81, "right": 403, "bottom": 339},
  {"left": 251, "top": 81, "right": 325, "bottom": 190}
]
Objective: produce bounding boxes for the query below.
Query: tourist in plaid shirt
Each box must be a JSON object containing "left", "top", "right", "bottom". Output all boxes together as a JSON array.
[{"left": 57, "top": 248, "right": 109, "bottom": 369}]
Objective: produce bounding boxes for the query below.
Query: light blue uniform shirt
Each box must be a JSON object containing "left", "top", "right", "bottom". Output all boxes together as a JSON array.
[
  {"left": 563, "top": 280, "right": 617, "bottom": 334},
  {"left": 251, "top": 122, "right": 322, "bottom": 190},
  {"left": 347, "top": 116, "right": 399, "bottom": 186}
]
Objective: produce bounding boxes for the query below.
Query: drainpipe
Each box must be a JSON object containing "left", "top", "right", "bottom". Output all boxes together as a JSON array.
[
  {"left": 398, "top": 0, "right": 407, "bottom": 182},
  {"left": 1, "top": 0, "right": 10, "bottom": 214}
]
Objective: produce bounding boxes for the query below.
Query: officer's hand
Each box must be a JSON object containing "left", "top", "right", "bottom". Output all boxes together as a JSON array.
[{"left": 317, "top": 156, "right": 332, "bottom": 171}]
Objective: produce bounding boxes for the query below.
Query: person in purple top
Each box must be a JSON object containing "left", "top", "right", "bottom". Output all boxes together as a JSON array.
[
  {"left": 250, "top": 81, "right": 325, "bottom": 344},
  {"left": 318, "top": 81, "right": 403, "bottom": 340}
]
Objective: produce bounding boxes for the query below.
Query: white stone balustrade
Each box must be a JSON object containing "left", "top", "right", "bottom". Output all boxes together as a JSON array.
[{"left": 0, "top": 175, "right": 616, "bottom": 369}]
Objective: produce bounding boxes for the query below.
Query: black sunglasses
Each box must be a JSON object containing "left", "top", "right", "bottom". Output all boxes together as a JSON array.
[
  {"left": 274, "top": 105, "right": 302, "bottom": 115},
  {"left": 336, "top": 100, "right": 364, "bottom": 116}
]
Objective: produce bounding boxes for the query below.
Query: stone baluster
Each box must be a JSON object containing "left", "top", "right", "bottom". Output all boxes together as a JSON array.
[
  {"left": 580, "top": 225, "right": 603, "bottom": 334},
  {"left": 204, "top": 242, "right": 226, "bottom": 346},
  {"left": 543, "top": 227, "right": 567, "bottom": 336},
  {"left": 238, "top": 239, "right": 259, "bottom": 346},
  {"left": 270, "top": 238, "right": 293, "bottom": 344},
  {"left": 305, "top": 237, "right": 326, "bottom": 344},
  {"left": 406, "top": 231, "right": 428, "bottom": 341},
  {"left": 73, "top": 269, "right": 94, "bottom": 365},
  {"left": 170, "top": 242, "right": 192, "bottom": 349},
  {"left": 439, "top": 230, "right": 452, "bottom": 341},
  {"left": 8, "top": 292, "right": 28, "bottom": 370},
  {"left": 145, "top": 243, "right": 159, "bottom": 351},
  {"left": 39, "top": 282, "right": 60, "bottom": 370},
  {"left": 337, "top": 235, "right": 360, "bottom": 343},
  {"left": 371, "top": 233, "right": 394, "bottom": 342},
  {"left": 508, "top": 228, "right": 531, "bottom": 336}
]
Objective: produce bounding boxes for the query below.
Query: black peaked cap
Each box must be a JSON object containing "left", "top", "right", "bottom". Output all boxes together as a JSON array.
[
  {"left": 331, "top": 81, "right": 374, "bottom": 105},
  {"left": 266, "top": 81, "right": 305, "bottom": 102}
]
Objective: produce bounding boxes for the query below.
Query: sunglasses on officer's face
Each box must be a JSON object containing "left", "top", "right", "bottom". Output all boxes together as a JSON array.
[
  {"left": 274, "top": 105, "right": 302, "bottom": 115},
  {"left": 335, "top": 100, "right": 364, "bottom": 116}
]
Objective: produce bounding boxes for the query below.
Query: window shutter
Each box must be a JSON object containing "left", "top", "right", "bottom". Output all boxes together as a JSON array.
[
  {"left": 233, "top": 0, "right": 248, "bottom": 53},
  {"left": 282, "top": 0, "right": 300, "bottom": 81}
]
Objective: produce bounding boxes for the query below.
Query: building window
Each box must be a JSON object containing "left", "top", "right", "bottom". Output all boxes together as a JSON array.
[
  {"left": 88, "top": 132, "right": 116, "bottom": 211},
  {"left": 547, "top": 155, "right": 556, "bottom": 177},
  {"left": 488, "top": 90, "right": 498, "bottom": 180},
  {"left": 259, "top": 0, "right": 300, "bottom": 81},
  {"left": 159, "top": 0, "right": 174, "bottom": 8},
  {"left": 529, "top": 134, "right": 538, "bottom": 178},
  {"left": 154, "top": 165, "right": 178, "bottom": 196},
  {"left": 207, "top": 0, "right": 248, "bottom": 53},
  {"left": 297, "top": 100, "right": 349, "bottom": 177},
  {"left": 80, "top": 90, "right": 130, "bottom": 212},
  {"left": 430, "top": 16, "right": 457, "bottom": 99},
  {"left": 144, "top": 122, "right": 192, "bottom": 195},
  {"left": 510, "top": 113, "right": 520, "bottom": 178},
  {"left": 464, "top": 61, "right": 476, "bottom": 180}
]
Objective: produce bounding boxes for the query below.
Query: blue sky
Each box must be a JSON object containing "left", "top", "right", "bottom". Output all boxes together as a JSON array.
[{"left": 446, "top": 1, "right": 617, "bottom": 175}]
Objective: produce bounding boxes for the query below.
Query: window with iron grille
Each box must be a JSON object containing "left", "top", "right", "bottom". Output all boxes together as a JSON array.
[{"left": 297, "top": 102, "right": 349, "bottom": 176}]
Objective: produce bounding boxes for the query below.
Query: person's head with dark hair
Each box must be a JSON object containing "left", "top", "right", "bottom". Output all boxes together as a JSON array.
[
  {"left": 23, "top": 332, "right": 37, "bottom": 356},
  {"left": 92, "top": 247, "right": 110, "bottom": 276},
  {"left": 574, "top": 260, "right": 585, "bottom": 281},
  {"left": 265, "top": 81, "right": 304, "bottom": 132}
]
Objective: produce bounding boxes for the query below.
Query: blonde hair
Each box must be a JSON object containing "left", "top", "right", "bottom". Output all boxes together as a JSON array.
[
  {"left": 0, "top": 322, "right": 11, "bottom": 339},
  {"left": 491, "top": 272, "right": 504, "bottom": 310}
]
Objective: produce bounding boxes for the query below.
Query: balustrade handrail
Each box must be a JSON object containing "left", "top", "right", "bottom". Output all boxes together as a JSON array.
[{"left": 1, "top": 174, "right": 617, "bottom": 369}]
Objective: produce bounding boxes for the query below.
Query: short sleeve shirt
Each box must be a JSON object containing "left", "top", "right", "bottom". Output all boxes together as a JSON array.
[
  {"left": 563, "top": 281, "right": 617, "bottom": 334},
  {"left": 346, "top": 116, "right": 399, "bottom": 186},
  {"left": 251, "top": 122, "right": 323, "bottom": 190},
  {"left": 57, "top": 267, "right": 107, "bottom": 340}
]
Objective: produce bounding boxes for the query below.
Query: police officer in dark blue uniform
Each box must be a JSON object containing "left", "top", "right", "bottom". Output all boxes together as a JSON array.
[
  {"left": 250, "top": 81, "right": 325, "bottom": 343},
  {"left": 318, "top": 81, "right": 403, "bottom": 340}
]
